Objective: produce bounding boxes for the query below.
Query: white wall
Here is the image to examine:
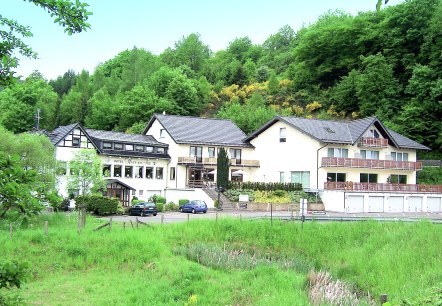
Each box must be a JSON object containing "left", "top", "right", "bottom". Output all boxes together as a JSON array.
[
  {"left": 250, "top": 121, "right": 321, "bottom": 188},
  {"left": 164, "top": 188, "right": 215, "bottom": 208}
]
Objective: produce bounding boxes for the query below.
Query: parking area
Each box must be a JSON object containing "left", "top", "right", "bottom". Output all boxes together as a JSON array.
[{"left": 102, "top": 210, "right": 442, "bottom": 224}]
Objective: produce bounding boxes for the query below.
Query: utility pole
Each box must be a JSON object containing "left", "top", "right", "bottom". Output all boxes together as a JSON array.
[{"left": 35, "top": 109, "right": 41, "bottom": 130}]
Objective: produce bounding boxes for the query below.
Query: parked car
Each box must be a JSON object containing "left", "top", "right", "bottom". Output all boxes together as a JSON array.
[
  {"left": 128, "top": 202, "right": 158, "bottom": 216},
  {"left": 179, "top": 200, "right": 208, "bottom": 214}
]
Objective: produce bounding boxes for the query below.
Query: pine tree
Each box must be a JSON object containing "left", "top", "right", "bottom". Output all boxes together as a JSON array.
[{"left": 216, "top": 147, "right": 230, "bottom": 190}]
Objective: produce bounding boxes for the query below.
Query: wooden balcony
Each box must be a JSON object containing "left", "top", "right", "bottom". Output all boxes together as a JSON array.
[
  {"left": 358, "top": 137, "right": 388, "bottom": 148},
  {"left": 322, "top": 157, "right": 422, "bottom": 171},
  {"left": 324, "top": 182, "right": 442, "bottom": 193},
  {"left": 178, "top": 156, "right": 259, "bottom": 167}
]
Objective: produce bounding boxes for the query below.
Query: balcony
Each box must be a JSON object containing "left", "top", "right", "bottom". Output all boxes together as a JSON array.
[
  {"left": 178, "top": 156, "right": 259, "bottom": 167},
  {"left": 358, "top": 137, "right": 388, "bottom": 148},
  {"left": 322, "top": 157, "right": 422, "bottom": 171},
  {"left": 324, "top": 182, "right": 442, "bottom": 193}
]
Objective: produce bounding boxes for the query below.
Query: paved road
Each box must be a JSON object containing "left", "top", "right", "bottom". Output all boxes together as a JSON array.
[{"left": 103, "top": 210, "right": 442, "bottom": 224}]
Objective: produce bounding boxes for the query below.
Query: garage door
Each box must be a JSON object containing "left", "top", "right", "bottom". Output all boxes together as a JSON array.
[
  {"left": 368, "top": 196, "right": 384, "bottom": 212},
  {"left": 427, "top": 197, "right": 442, "bottom": 212},
  {"left": 389, "top": 196, "right": 404, "bottom": 212},
  {"left": 347, "top": 196, "right": 364, "bottom": 213},
  {"left": 408, "top": 197, "right": 423, "bottom": 212}
]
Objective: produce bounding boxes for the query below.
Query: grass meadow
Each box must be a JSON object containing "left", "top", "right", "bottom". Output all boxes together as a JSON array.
[{"left": 1, "top": 213, "right": 441, "bottom": 305}]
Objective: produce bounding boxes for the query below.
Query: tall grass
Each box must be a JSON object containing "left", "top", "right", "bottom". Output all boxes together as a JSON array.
[{"left": 1, "top": 214, "right": 441, "bottom": 305}]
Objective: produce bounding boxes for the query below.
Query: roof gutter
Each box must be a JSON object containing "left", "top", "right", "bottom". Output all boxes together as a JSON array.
[{"left": 317, "top": 143, "right": 328, "bottom": 190}]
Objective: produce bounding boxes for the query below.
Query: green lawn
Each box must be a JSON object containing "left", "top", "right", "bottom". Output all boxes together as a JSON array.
[{"left": 1, "top": 214, "right": 441, "bottom": 305}]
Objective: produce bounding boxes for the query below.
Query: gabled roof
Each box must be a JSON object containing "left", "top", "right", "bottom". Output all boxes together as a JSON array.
[
  {"left": 144, "top": 114, "right": 252, "bottom": 147},
  {"left": 47, "top": 124, "right": 171, "bottom": 159},
  {"left": 245, "top": 116, "right": 430, "bottom": 150},
  {"left": 86, "top": 129, "right": 162, "bottom": 145}
]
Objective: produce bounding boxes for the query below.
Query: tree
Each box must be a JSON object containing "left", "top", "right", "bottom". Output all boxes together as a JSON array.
[
  {"left": 0, "top": 153, "right": 53, "bottom": 224},
  {"left": 216, "top": 147, "right": 230, "bottom": 190},
  {"left": 67, "top": 149, "right": 105, "bottom": 196},
  {"left": 0, "top": 0, "right": 92, "bottom": 85}
]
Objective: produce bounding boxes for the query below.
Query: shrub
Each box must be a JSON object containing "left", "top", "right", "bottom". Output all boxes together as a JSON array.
[
  {"left": 150, "top": 194, "right": 166, "bottom": 204},
  {"left": 116, "top": 203, "right": 125, "bottom": 215},
  {"left": 75, "top": 195, "right": 119, "bottom": 216},
  {"left": 179, "top": 199, "right": 189, "bottom": 205},
  {"left": 165, "top": 202, "right": 178, "bottom": 211},
  {"left": 228, "top": 181, "right": 302, "bottom": 191},
  {"left": 132, "top": 199, "right": 144, "bottom": 205},
  {"left": 156, "top": 203, "right": 164, "bottom": 212}
]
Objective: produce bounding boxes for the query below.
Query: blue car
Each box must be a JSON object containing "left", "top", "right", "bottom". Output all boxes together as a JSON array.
[{"left": 179, "top": 200, "right": 208, "bottom": 214}]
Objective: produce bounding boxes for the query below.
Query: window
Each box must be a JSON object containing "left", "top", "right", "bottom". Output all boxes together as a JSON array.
[
  {"left": 103, "top": 165, "right": 111, "bottom": 177},
  {"left": 327, "top": 148, "right": 348, "bottom": 158},
  {"left": 291, "top": 171, "right": 310, "bottom": 188},
  {"left": 279, "top": 172, "right": 285, "bottom": 183},
  {"left": 389, "top": 174, "right": 407, "bottom": 184},
  {"left": 114, "top": 165, "right": 122, "bottom": 177},
  {"left": 145, "top": 146, "right": 153, "bottom": 153},
  {"left": 391, "top": 152, "right": 408, "bottom": 161},
  {"left": 190, "top": 146, "right": 202, "bottom": 163},
  {"left": 156, "top": 167, "right": 164, "bottom": 179},
  {"left": 114, "top": 143, "right": 123, "bottom": 150},
  {"left": 139, "top": 190, "right": 143, "bottom": 196},
  {"left": 279, "top": 128, "right": 286, "bottom": 142},
  {"left": 327, "top": 172, "right": 346, "bottom": 182},
  {"left": 125, "top": 144, "right": 133, "bottom": 151},
  {"left": 160, "top": 129, "right": 165, "bottom": 138},
  {"left": 135, "top": 145, "right": 144, "bottom": 152},
  {"left": 360, "top": 150, "right": 379, "bottom": 160},
  {"left": 170, "top": 167, "right": 176, "bottom": 180},
  {"left": 360, "top": 173, "right": 378, "bottom": 183},
  {"left": 145, "top": 167, "right": 153, "bottom": 179},
  {"left": 157, "top": 147, "right": 165, "bottom": 154},
  {"left": 72, "top": 137, "right": 80, "bottom": 147},
  {"left": 103, "top": 142, "right": 112, "bottom": 149},
  {"left": 124, "top": 166, "right": 133, "bottom": 178},
  {"left": 135, "top": 166, "right": 143, "bottom": 178},
  {"left": 208, "top": 147, "right": 216, "bottom": 158},
  {"left": 370, "top": 129, "right": 380, "bottom": 138},
  {"left": 229, "top": 148, "right": 242, "bottom": 164},
  {"left": 131, "top": 190, "right": 136, "bottom": 196}
]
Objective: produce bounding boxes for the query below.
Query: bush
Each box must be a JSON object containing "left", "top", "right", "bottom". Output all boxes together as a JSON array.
[
  {"left": 165, "top": 202, "right": 178, "bottom": 211},
  {"left": 150, "top": 194, "right": 166, "bottom": 204},
  {"left": 132, "top": 199, "right": 144, "bottom": 205},
  {"left": 116, "top": 203, "right": 125, "bottom": 215},
  {"left": 228, "top": 181, "right": 302, "bottom": 191},
  {"left": 75, "top": 195, "right": 119, "bottom": 216},
  {"left": 156, "top": 203, "right": 164, "bottom": 212},
  {"left": 178, "top": 199, "right": 189, "bottom": 205}
]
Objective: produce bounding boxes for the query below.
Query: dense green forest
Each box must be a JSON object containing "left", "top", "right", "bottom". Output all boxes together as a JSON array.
[{"left": 0, "top": 0, "right": 441, "bottom": 157}]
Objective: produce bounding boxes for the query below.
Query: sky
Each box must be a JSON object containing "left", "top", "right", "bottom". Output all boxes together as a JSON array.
[{"left": 3, "top": 0, "right": 404, "bottom": 80}]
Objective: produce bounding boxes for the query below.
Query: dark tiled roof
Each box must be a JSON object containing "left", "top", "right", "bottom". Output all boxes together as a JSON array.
[
  {"left": 86, "top": 129, "right": 164, "bottom": 145},
  {"left": 245, "top": 116, "right": 429, "bottom": 150},
  {"left": 386, "top": 129, "right": 430, "bottom": 150},
  {"left": 46, "top": 123, "right": 78, "bottom": 145},
  {"left": 146, "top": 114, "right": 251, "bottom": 147},
  {"left": 101, "top": 149, "right": 170, "bottom": 159}
]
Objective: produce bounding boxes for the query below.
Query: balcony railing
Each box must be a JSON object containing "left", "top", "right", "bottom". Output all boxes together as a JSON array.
[
  {"left": 178, "top": 156, "right": 259, "bottom": 167},
  {"left": 322, "top": 157, "right": 422, "bottom": 171},
  {"left": 324, "top": 182, "right": 442, "bottom": 193},
  {"left": 358, "top": 137, "right": 388, "bottom": 148}
]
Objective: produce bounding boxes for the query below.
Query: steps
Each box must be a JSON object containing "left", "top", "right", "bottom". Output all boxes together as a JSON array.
[{"left": 202, "top": 187, "right": 236, "bottom": 211}]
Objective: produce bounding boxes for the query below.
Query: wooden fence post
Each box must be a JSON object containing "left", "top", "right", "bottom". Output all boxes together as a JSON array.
[
  {"left": 216, "top": 212, "right": 218, "bottom": 222},
  {"left": 187, "top": 214, "right": 190, "bottom": 223},
  {"left": 380, "top": 294, "right": 388, "bottom": 304},
  {"left": 44, "top": 221, "right": 48, "bottom": 236},
  {"left": 9, "top": 224, "right": 12, "bottom": 239},
  {"left": 161, "top": 215, "right": 164, "bottom": 225},
  {"left": 109, "top": 218, "right": 112, "bottom": 232},
  {"left": 123, "top": 222, "right": 126, "bottom": 230},
  {"left": 136, "top": 217, "right": 139, "bottom": 228}
]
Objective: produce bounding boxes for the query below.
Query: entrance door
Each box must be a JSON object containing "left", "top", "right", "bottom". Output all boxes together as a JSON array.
[{"left": 189, "top": 168, "right": 203, "bottom": 187}]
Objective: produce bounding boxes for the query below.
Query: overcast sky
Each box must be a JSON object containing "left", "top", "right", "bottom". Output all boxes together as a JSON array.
[{"left": 3, "top": 0, "right": 404, "bottom": 80}]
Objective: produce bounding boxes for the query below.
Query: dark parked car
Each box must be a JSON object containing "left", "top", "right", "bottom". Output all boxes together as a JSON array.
[
  {"left": 179, "top": 200, "right": 208, "bottom": 214},
  {"left": 128, "top": 202, "right": 158, "bottom": 216}
]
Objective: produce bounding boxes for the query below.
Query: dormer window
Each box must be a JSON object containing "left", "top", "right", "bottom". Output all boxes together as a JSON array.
[
  {"left": 125, "top": 144, "right": 133, "bottom": 151},
  {"left": 146, "top": 146, "right": 154, "bottom": 153},
  {"left": 103, "top": 142, "right": 112, "bottom": 149},
  {"left": 157, "top": 147, "right": 165, "bottom": 154},
  {"left": 114, "top": 143, "right": 123, "bottom": 150},
  {"left": 279, "top": 128, "right": 286, "bottom": 143},
  {"left": 135, "top": 145, "right": 144, "bottom": 152}
]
